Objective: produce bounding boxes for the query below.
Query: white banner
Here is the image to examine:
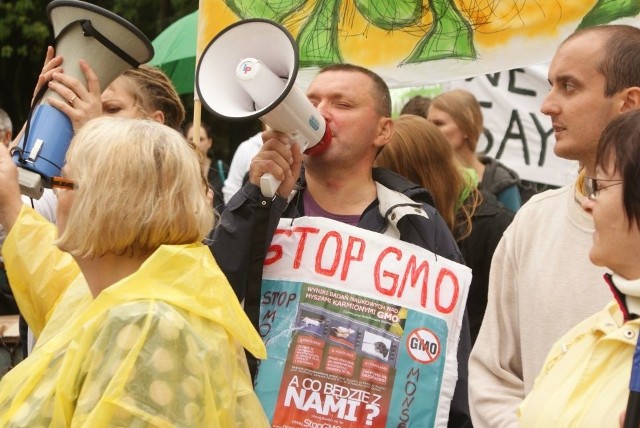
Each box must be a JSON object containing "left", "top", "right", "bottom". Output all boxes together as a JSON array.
[
  {"left": 199, "top": 3, "right": 640, "bottom": 90},
  {"left": 448, "top": 65, "right": 579, "bottom": 186}
]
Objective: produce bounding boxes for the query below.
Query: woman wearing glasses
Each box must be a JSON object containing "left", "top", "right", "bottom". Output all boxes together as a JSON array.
[
  {"left": 0, "top": 117, "right": 268, "bottom": 426},
  {"left": 518, "top": 109, "right": 640, "bottom": 427}
]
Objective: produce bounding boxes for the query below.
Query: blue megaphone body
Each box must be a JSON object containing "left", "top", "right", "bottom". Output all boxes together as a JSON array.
[
  {"left": 13, "top": 0, "right": 153, "bottom": 199},
  {"left": 14, "top": 105, "right": 74, "bottom": 193}
]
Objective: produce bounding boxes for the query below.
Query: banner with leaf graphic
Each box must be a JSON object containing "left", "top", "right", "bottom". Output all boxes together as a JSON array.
[{"left": 196, "top": 0, "right": 640, "bottom": 89}]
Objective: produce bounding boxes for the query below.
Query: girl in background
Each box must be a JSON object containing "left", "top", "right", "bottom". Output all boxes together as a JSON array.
[
  {"left": 184, "top": 121, "right": 229, "bottom": 211},
  {"left": 428, "top": 89, "right": 533, "bottom": 211}
]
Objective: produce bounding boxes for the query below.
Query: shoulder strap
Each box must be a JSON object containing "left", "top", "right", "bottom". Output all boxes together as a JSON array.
[{"left": 375, "top": 182, "right": 429, "bottom": 239}]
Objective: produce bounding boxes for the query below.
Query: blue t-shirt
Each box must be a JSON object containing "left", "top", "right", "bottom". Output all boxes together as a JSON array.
[{"left": 495, "top": 185, "right": 521, "bottom": 212}]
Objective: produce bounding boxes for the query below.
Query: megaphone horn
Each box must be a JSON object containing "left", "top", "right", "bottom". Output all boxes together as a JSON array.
[
  {"left": 196, "top": 19, "right": 332, "bottom": 198},
  {"left": 13, "top": 0, "right": 153, "bottom": 199}
]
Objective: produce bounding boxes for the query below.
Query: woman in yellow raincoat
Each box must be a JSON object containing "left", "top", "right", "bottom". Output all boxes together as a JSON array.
[{"left": 0, "top": 117, "right": 269, "bottom": 427}]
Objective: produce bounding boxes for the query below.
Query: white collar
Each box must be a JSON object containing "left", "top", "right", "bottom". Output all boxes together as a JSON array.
[{"left": 612, "top": 273, "right": 640, "bottom": 317}]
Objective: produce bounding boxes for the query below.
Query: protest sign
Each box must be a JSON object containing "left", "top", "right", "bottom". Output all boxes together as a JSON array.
[
  {"left": 254, "top": 216, "right": 472, "bottom": 427},
  {"left": 195, "top": 1, "right": 638, "bottom": 186}
]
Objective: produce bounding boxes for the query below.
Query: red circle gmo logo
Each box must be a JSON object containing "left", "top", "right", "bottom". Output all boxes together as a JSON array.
[{"left": 406, "top": 328, "right": 441, "bottom": 364}]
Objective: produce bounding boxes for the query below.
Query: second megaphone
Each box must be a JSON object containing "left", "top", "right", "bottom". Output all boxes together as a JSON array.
[
  {"left": 12, "top": 0, "right": 153, "bottom": 199},
  {"left": 196, "top": 19, "right": 332, "bottom": 198}
]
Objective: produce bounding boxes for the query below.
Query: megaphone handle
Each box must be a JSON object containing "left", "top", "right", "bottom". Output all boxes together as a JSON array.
[
  {"left": 17, "top": 168, "right": 44, "bottom": 200},
  {"left": 258, "top": 131, "right": 308, "bottom": 198},
  {"left": 260, "top": 173, "right": 280, "bottom": 198}
]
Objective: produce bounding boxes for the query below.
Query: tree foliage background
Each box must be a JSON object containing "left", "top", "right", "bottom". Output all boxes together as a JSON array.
[{"left": 0, "top": 0, "right": 198, "bottom": 129}]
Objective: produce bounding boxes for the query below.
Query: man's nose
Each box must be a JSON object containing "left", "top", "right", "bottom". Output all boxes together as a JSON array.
[{"left": 540, "top": 91, "right": 558, "bottom": 116}]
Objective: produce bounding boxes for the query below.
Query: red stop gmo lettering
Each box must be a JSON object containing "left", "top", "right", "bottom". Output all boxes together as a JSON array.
[{"left": 406, "top": 328, "right": 441, "bottom": 364}]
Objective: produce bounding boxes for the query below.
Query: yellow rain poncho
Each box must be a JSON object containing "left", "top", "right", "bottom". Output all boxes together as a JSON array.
[{"left": 0, "top": 207, "right": 269, "bottom": 427}]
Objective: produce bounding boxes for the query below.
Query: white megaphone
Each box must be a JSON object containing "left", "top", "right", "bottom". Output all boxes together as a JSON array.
[
  {"left": 196, "top": 19, "right": 332, "bottom": 198},
  {"left": 13, "top": 0, "right": 153, "bottom": 199}
]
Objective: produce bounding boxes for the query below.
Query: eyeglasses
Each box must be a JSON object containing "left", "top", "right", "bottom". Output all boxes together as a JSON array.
[
  {"left": 51, "top": 176, "right": 76, "bottom": 193},
  {"left": 584, "top": 176, "right": 622, "bottom": 200}
]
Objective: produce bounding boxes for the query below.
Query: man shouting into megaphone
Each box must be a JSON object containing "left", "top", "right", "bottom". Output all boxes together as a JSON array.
[{"left": 210, "top": 63, "right": 474, "bottom": 428}]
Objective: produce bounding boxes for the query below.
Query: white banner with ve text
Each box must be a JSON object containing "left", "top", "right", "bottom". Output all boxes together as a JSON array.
[{"left": 449, "top": 64, "right": 579, "bottom": 187}]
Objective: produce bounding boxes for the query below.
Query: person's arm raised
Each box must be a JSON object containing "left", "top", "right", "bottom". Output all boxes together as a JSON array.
[{"left": 10, "top": 46, "right": 62, "bottom": 148}]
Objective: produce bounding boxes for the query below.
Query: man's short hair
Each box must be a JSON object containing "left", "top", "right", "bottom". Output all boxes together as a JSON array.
[{"left": 565, "top": 25, "right": 640, "bottom": 96}]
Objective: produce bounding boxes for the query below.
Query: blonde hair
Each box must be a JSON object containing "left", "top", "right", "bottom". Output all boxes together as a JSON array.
[
  {"left": 430, "top": 89, "right": 483, "bottom": 152},
  {"left": 56, "top": 117, "right": 214, "bottom": 258},
  {"left": 376, "top": 115, "right": 480, "bottom": 240}
]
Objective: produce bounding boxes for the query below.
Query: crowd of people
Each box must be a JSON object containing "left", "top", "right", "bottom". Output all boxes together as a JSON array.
[{"left": 0, "top": 18, "right": 639, "bottom": 428}]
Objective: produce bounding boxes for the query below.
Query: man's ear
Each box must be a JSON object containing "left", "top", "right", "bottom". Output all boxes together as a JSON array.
[
  {"left": 375, "top": 117, "right": 393, "bottom": 149},
  {"left": 620, "top": 86, "right": 640, "bottom": 112}
]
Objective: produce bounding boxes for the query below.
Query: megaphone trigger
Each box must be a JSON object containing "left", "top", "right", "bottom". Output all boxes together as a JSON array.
[{"left": 260, "top": 127, "right": 322, "bottom": 198}]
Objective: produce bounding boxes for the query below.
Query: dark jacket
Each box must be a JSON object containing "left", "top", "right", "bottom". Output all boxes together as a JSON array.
[
  {"left": 456, "top": 188, "right": 514, "bottom": 345},
  {"left": 210, "top": 167, "right": 473, "bottom": 427}
]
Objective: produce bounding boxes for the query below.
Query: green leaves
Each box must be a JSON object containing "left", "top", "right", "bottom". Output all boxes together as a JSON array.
[
  {"left": 0, "top": 0, "right": 48, "bottom": 59},
  {"left": 354, "top": 0, "right": 422, "bottom": 29}
]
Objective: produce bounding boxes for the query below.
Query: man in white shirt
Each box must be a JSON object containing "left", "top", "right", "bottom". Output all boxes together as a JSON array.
[{"left": 469, "top": 24, "right": 640, "bottom": 427}]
